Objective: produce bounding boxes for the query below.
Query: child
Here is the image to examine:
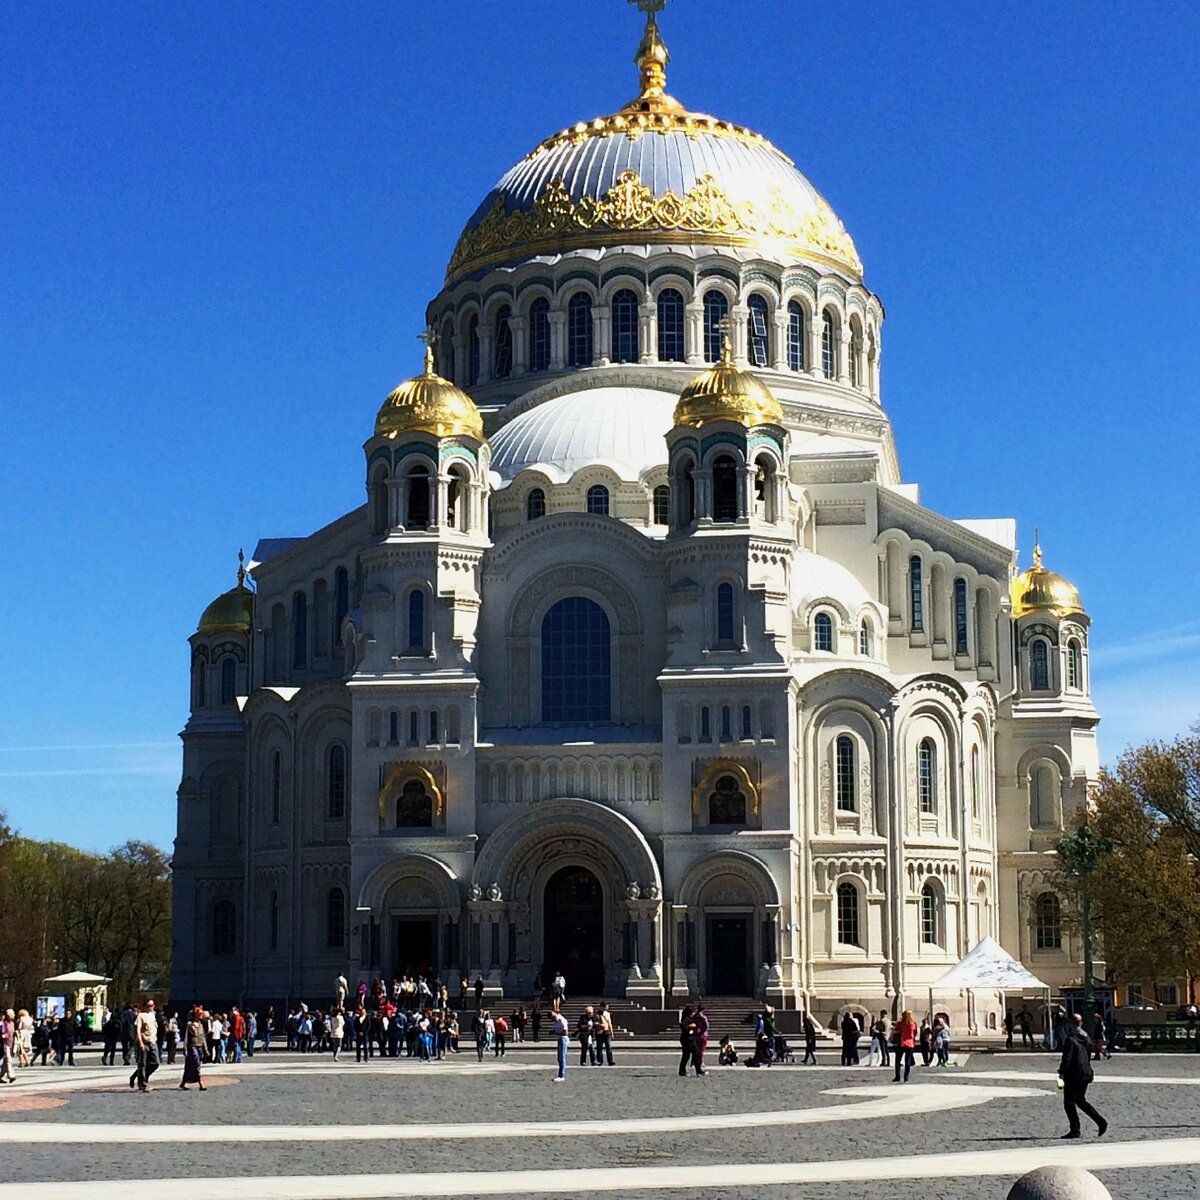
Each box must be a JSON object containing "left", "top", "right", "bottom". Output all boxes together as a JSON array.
[{"left": 718, "top": 1035, "right": 738, "bottom": 1066}]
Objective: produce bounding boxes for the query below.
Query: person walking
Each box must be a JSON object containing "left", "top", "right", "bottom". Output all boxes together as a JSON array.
[
  {"left": 892, "top": 1009, "right": 918, "bottom": 1083},
  {"left": 678, "top": 1005, "right": 697, "bottom": 1077},
  {"left": 493, "top": 1014, "right": 509, "bottom": 1057},
  {"left": 474, "top": 976, "right": 485, "bottom": 1011},
  {"left": 1059, "top": 1012, "right": 1107, "bottom": 1138},
  {"left": 692, "top": 1004, "right": 709, "bottom": 1075},
  {"left": 1091, "top": 1012, "right": 1109, "bottom": 1060},
  {"left": 595, "top": 1003, "right": 615, "bottom": 1066},
  {"left": 802, "top": 1012, "right": 818, "bottom": 1065},
  {"left": 0, "top": 1010, "right": 15, "bottom": 1084},
  {"left": 552, "top": 971, "right": 567, "bottom": 1005},
  {"left": 876, "top": 1011, "right": 892, "bottom": 1068},
  {"left": 551, "top": 1007, "right": 570, "bottom": 1082},
  {"left": 130, "top": 1000, "right": 159, "bottom": 1092},
  {"left": 1019, "top": 1006, "right": 1034, "bottom": 1048},
  {"left": 16, "top": 1010, "right": 32, "bottom": 1069},
  {"left": 55, "top": 1009, "right": 76, "bottom": 1066},
  {"left": 119, "top": 1004, "right": 135, "bottom": 1066},
  {"left": 179, "top": 1007, "right": 207, "bottom": 1091},
  {"left": 101, "top": 1009, "right": 119, "bottom": 1066},
  {"left": 1004, "top": 1009, "right": 1014, "bottom": 1050},
  {"left": 330, "top": 1009, "right": 346, "bottom": 1061}
]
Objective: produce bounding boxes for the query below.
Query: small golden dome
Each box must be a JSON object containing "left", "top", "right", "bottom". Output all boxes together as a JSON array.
[
  {"left": 197, "top": 551, "right": 255, "bottom": 636},
  {"left": 674, "top": 336, "right": 784, "bottom": 428},
  {"left": 1011, "top": 542, "right": 1084, "bottom": 619},
  {"left": 375, "top": 341, "right": 484, "bottom": 442}
]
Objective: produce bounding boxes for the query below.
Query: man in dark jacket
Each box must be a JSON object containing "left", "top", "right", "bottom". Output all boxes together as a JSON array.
[
  {"left": 55, "top": 1010, "right": 76, "bottom": 1066},
  {"left": 119, "top": 1004, "right": 136, "bottom": 1066},
  {"left": 1058, "top": 1012, "right": 1107, "bottom": 1138}
]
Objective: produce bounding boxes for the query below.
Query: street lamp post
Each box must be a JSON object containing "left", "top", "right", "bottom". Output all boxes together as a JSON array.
[{"left": 1057, "top": 823, "right": 1110, "bottom": 1017}]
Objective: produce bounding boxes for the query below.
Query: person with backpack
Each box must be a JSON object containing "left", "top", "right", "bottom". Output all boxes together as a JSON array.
[{"left": 1058, "top": 1012, "right": 1107, "bottom": 1138}]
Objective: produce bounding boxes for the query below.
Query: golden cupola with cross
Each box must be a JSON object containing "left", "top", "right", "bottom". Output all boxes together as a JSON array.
[
  {"left": 674, "top": 332, "right": 785, "bottom": 429},
  {"left": 375, "top": 336, "right": 484, "bottom": 442},
  {"left": 1010, "top": 541, "right": 1085, "bottom": 619}
]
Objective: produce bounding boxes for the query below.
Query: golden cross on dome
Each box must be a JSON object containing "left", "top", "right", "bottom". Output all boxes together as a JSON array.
[
  {"left": 626, "top": 0, "right": 674, "bottom": 104},
  {"left": 418, "top": 326, "right": 437, "bottom": 375},
  {"left": 716, "top": 313, "right": 736, "bottom": 364}
]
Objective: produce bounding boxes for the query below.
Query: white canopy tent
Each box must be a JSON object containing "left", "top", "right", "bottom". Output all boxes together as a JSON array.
[
  {"left": 929, "top": 937, "right": 1051, "bottom": 1038},
  {"left": 42, "top": 971, "right": 111, "bottom": 1029}
]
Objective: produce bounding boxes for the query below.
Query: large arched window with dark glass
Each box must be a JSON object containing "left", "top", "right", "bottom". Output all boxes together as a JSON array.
[
  {"left": 610, "top": 288, "right": 639, "bottom": 363},
  {"left": 493, "top": 305, "right": 513, "bottom": 378},
  {"left": 212, "top": 899, "right": 236, "bottom": 956},
  {"left": 747, "top": 294, "right": 770, "bottom": 367},
  {"left": 334, "top": 566, "right": 349, "bottom": 647},
  {"left": 1035, "top": 892, "right": 1062, "bottom": 949},
  {"left": 918, "top": 738, "right": 937, "bottom": 814},
  {"left": 708, "top": 775, "right": 748, "bottom": 825},
  {"left": 836, "top": 882, "right": 860, "bottom": 946},
  {"left": 292, "top": 591, "right": 307, "bottom": 670},
  {"left": 446, "top": 465, "right": 468, "bottom": 531},
  {"left": 813, "top": 611, "right": 834, "bottom": 652},
  {"left": 1031, "top": 639, "right": 1050, "bottom": 690},
  {"left": 657, "top": 288, "right": 685, "bottom": 361},
  {"left": 528, "top": 297, "right": 551, "bottom": 372},
  {"left": 821, "top": 309, "right": 836, "bottom": 379},
  {"left": 859, "top": 620, "right": 872, "bottom": 657},
  {"left": 716, "top": 582, "right": 735, "bottom": 643},
  {"left": 326, "top": 887, "right": 345, "bottom": 949},
  {"left": 787, "top": 300, "right": 805, "bottom": 371},
  {"left": 954, "top": 577, "right": 969, "bottom": 655},
  {"left": 702, "top": 289, "right": 728, "bottom": 362},
  {"left": 712, "top": 455, "right": 738, "bottom": 522},
  {"left": 466, "top": 315, "right": 480, "bottom": 385},
  {"left": 407, "top": 465, "right": 431, "bottom": 529},
  {"left": 541, "top": 596, "right": 611, "bottom": 722},
  {"left": 676, "top": 457, "right": 696, "bottom": 527},
  {"left": 219, "top": 657, "right": 236, "bottom": 706},
  {"left": 395, "top": 778, "right": 434, "bottom": 827},
  {"left": 586, "top": 484, "right": 609, "bottom": 516},
  {"left": 438, "top": 318, "right": 456, "bottom": 381},
  {"left": 909, "top": 555, "right": 924, "bottom": 632},
  {"left": 1067, "top": 639, "right": 1082, "bottom": 690},
  {"left": 406, "top": 589, "right": 425, "bottom": 653},
  {"left": 652, "top": 484, "right": 670, "bottom": 525},
  {"left": 326, "top": 744, "right": 346, "bottom": 819},
  {"left": 835, "top": 735, "right": 856, "bottom": 811},
  {"left": 567, "top": 292, "right": 593, "bottom": 367},
  {"left": 526, "top": 487, "right": 546, "bottom": 521},
  {"left": 369, "top": 469, "right": 388, "bottom": 535},
  {"left": 920, "top": 882, "right": 942, "bottom": 945}
]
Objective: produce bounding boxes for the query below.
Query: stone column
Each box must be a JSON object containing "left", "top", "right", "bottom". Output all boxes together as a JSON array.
[
  {"left": 837, "top": 323, "right": 852, "bottom": 385},
  {"left": 732, "top": 303, "right": 749, "bottom": 364},
  {"left": 771, "top": 311, "right": 788, "bottom": 371},
  {"left": 509, "top": 315, "right": 529, "bottom": 375},
  {"left": 450, "top": 334, "right": 466, "bottom": 386},
  {"left": 735, "top": 464, "right": 750, "bottom": 521},
  {"left": 548, "top": 310, "right": 566, "bottom": 371},
  {"left": 639, "top": 301, "right": 655, "bottom": 364},
  {"left": 477, "top": 328, "right": 493, "bottom": 386},
  {"left": 685, "top": 301, "right": 704, "bottom": 365},
  {"left": 807, "top": 314, "right": 823, "bottom": 378},
  {"left": 591, "top": 303, "right": 610, "bottom": 366},
  {"left": 693, "top": 469, "right": 713, "bottom": 524}
]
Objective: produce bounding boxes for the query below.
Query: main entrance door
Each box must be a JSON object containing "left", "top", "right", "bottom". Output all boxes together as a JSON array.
[
  {"left": 707, "top": 916, "right": 752, "bottom": 995},
  {"left": 392, "top": 917, "right": 435, "bottom": 978},
  {"left": 543, "top": 866, "right": 605, "bottom": 994}
]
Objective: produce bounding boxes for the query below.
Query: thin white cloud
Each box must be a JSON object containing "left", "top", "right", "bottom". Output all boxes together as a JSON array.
[
  {"left": 1095, "top": 620, "right": 1200, "bottom": 671},
  {"left": 0, "top": 766, "right": 178, "bottom": 779},
  {"left": 0, "top": 741, "right": 177, "bottom": 754}
]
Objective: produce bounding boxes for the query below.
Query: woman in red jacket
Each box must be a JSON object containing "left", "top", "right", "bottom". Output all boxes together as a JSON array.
[{"left": 892, "top": 1009, "right": 918, "bottom": 1083}]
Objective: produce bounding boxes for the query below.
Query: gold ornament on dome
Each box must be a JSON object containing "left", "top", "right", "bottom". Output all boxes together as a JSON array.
[
  {"left": 1010, "top": 540, "right": 1084, "bottom": 619},
  {"left": 197, "top": 549, "right": 255, "bottom": 637},
  {"left": 447, "top": 170, "right": 862, "bottom": 282},
  {"left": 674, "top": 324, "right": 784, "bottom": 429},
  {"left": 375, "top": 331, "right": 484, "bottom": 442}
]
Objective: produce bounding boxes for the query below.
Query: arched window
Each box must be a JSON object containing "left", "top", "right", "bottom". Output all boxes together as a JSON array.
[
  {"left": 492, "top": 305, "right": 513, "bottom": 378},
  {"left": 657, "top": 288, "right": 684, "bottom": 361},
  {"left": 326, "top": 887, "right": 345, "bottom": 949},
  {"left": 741, "top": 704, "right": 753, "bottom": 740},
  {"left": 567, "top": 292, "right": 593, "bottom": 367},
  {"left": 787, "top": 300, "right": 805, "bottom": 371},
  {"left": 428, "top": 709, "right": 440, "bottom": 744},
  {"left": 219, "top": 657, "right": 236, "bottom": 706},
  {"left": 212, "top": 899, "right": 236, "bottom": 956},
  {"left": 334, "top": 566, "right": 349, "bottom": 647},
  {"left": 821, "top": 310, "right": 837, "bottom": 378},
  {"left": 836, "top": 882, "right": 860, "bottom": 946},
  {"left": 466, "top": 315, "right": 480, "bottom": 385},
  {"left": 708, "top": 774, "right": 747, "bottom": 825},
  {"left": 703, "top": 289, "right": 728, "bottom": 362},
  {"left": 586, "top": 484, "right": 609, "bottom": 516},
  {"left": 526, "top": 487, "right": 546, "bottom": 521},
  {"left": 679, "top": 459, "right": 696, "bottom": 526},
  {"left": 192, "top": 657, "right": 206, "bottom": 708},
  {"left": 835, "top": 735, "right": 856, "bottom": 811},
  {"left": 446, "top": 466, "right": 467, "bottom": 531},
  {"left": 954, "top": 578, "right": 969, "bottom": 655},
  {"left": 753, "top": 454, "right": 775, "bottom": 521},
  {"left": 920, "top": 883, "right": 942, "bottom": 945},
  {"left": 541, "top": 597, "right": 611, "bottom": 722},
  {"left": 270, "top": 750, "right": 281, "bottom": 825},
  {"left": 407, "top": 589, "right": 425, "bottom": 653},
  {"left": 389, "top": 711, "right": 399, "bottom": 744},
  {"left": 395, "top": 778, "right": 434, "bottom": 827},
  {"left": 1067, "top": 639, "right": 1082, "bottom": 690},
  {"left": 610, "top": 288, "right": 639, "bottom": 363},
  {"left": 699, "top": 705, "right": 712, "bottom": 742},
  {"left": 849, "top": 322, "right": 862, "bottom": 387},
  {"left": 918, "top": 738, "right": 937, "bottom": 814},
  {"left": 971, "top": 744, "right": 982, "bottom": 818},
  {"left": 652, "top": 484, "right": 670, "bottom": 525},
  {"left": 406, "top": 465, "right": 431, "bottom": 529},
  {"left": 369, "top": 469, "right": 388, "bottom": 535},
  {"left": 677, "top": 702, "right": 693, "bottom": 743},
  {"left": 438, "top": 318, "right": 455, "bottom": 381},
  {"left": 909, "top": 555, "right": 924, "bottom": 632},
  {"left": 1035, "top": 892, "right": 1062, "bottom": 950},
  {"left": 528, "top": 297, "right": 551, "bottom": 371},
  {"left": 716, "top": 582, "right": 735, "bottom": 644},
  {"left": 1031, "top": 639, "right": 1050, "bottom": 689},
  {"left": 407, "top": 710, "right": 418, "bottom": 746},
  {"left": 859, "top": 620, "right": 872, "bottom": 657},
  {"left": 813, "top": 612, "right": 834, "bottom": 652},
  {"left": 269, "top": 890, "right": 278, "bottom": 950},
  {"left": 720, "top": 705, "right": 732, "bottom": 742},
  {"left": 747, "top": 294, "right": 770, "bottom": 366},
  {"left": 1030, "top": 763, "right": 1057, "bottom": 828},
  {"left": 712, "top": 455, "right": 738, "bottom": 522},
  {"left": 292, "top": 591, "right": 307, "bottom": 670},
  {"left": 326, "top": 744, "right": 346, "bottom": 819},
  {"left": 447, "top": 707, "right": 461, "bottom": 744}
]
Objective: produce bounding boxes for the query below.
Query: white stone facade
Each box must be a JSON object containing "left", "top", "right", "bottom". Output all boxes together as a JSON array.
[{"left": 171, "top": 45, "right": 1098, "bottom": 1030}]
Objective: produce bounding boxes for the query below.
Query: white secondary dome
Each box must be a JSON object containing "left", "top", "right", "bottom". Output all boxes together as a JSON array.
[
  {"left": 490, "top": 387, "right": 676, "bottom": 484},
  {"left": 792, "top": 548, "right": 873, "bottom": 617}
]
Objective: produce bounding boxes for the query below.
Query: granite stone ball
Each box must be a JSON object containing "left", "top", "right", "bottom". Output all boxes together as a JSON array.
[{"left": 1007, "top": 1166, "right": 1112, "bottom": 1200}]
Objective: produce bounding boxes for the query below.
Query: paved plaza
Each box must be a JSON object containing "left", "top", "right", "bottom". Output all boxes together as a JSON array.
[{"left": 1, "top": 1036, "right": 1198, "bottom": 1199}]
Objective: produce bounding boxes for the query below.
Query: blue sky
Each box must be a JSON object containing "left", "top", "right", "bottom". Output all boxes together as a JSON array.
[{"left": 2, "top": 2, "right": 1198, "bottom": 852}]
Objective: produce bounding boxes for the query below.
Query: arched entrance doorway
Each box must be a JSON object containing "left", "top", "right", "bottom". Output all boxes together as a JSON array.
[{"left": 543, "top": 865, "right": 605, "bottom": 994}]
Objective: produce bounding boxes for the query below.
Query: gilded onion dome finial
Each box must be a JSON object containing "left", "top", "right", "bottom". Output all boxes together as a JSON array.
[
  {"left": 673, "top": 316, "right": 784, "bottom": 429},
  {"left": 374, "top": 330, "right": 484, "bottom": 442},
  {"left": 627, "top": 0, "right": 681, "bottom": 113}
]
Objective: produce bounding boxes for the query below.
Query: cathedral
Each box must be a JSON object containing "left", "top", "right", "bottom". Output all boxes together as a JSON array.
[{"left": 172, "top": 8, "right": 1099, "bottom": 1030}]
